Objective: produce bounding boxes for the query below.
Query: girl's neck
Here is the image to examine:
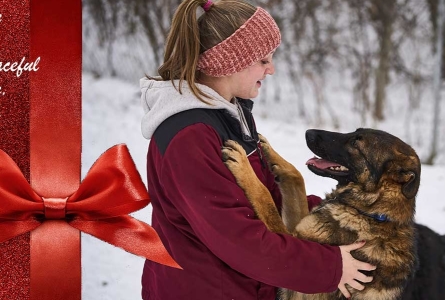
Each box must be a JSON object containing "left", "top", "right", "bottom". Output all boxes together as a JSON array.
[{"left": 198, "top": 74, "right": 233, "bottom": 102}]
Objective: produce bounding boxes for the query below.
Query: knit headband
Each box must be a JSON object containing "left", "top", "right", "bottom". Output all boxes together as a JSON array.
[{"left": 197, "top": 7, "right": 281, "bottom": 77}]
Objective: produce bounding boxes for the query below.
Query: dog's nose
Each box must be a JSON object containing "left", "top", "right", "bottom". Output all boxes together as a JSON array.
[{"left": 306, "top": 129, "right": 319, "bottom": 144}]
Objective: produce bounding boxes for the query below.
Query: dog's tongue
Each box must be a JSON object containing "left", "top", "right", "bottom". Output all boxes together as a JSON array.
[{"left": 306, "top": 157, "right": 339, "bottom": 169}]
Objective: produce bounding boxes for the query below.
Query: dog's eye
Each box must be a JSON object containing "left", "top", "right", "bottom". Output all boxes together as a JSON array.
[{"left": 350, "top": 135, "right": 363, "bottom": 147}]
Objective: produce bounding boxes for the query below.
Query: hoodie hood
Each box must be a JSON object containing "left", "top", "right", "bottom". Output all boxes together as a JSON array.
[{"left": 140, "top": 78, "right": 240, "bottom": 139}]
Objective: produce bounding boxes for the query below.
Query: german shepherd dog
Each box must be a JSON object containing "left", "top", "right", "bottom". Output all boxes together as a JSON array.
[{"left": 221, "top": 128, "right": 421, "bottom": 300}]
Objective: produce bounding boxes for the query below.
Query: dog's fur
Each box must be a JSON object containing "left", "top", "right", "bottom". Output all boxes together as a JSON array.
[
  {"left": 401, "top": 223, "right": 445, "bottom": 300},
  {"left": 221, "top": 128, "right": 421, "bottom": 300}
]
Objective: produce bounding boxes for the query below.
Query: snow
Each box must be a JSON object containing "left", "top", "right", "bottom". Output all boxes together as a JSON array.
[{"left": 81, "top": 73, "right": 444, "bottom": 300}]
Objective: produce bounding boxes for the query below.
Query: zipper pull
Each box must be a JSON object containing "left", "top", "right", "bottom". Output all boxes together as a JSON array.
[{"left": 256, "top": 144, "right": 266, "bottom": 169}]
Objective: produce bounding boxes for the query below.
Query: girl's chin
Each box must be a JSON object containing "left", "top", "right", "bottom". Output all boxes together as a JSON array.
[
  {"left": 235, "top": 89, "right": 259, "bottom": 100},
  {"left": 250, "top": 91, "right": 259, "bottom": 99}
]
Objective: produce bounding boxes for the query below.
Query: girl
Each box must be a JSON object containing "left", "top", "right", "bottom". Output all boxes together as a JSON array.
[{"left": 140, "top": 1, "right": 375, "bottom": 299}]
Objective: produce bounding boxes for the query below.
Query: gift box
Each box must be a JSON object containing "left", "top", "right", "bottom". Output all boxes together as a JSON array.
[{"left": 0, "top": 1, "right": 179, "bottom": 299}]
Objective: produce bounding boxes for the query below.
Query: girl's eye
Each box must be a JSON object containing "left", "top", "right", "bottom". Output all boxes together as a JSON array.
[{"left": 261, "top": 60, "right": 270, "bottom": 65}]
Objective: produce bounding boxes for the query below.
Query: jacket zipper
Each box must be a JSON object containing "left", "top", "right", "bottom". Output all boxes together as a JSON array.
[{"left": 256, "top": 143, "right": 266, "bottom": 169}]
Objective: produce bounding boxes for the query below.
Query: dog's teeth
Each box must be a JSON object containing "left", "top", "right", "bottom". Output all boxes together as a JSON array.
[{"left": 329, "top": 166, "right": 349, "bottom": 171}]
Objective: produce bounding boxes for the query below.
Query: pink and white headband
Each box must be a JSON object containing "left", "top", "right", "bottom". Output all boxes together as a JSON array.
[{"left": 197, "top": 7, "right": 281, "bottom": 77}]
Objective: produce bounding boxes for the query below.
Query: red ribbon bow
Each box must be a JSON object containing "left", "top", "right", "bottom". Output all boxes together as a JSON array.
[{"left": 0, "top": 144, "right": 180, "bottom": 269}]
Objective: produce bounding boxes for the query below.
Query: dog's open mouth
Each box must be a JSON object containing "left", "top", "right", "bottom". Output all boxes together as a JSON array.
[{"left": 306, "top": 156, "right": 349, "bottom": 178}]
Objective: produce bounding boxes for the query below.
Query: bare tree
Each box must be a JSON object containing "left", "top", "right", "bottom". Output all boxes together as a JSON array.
[
  {"left": 367, "top": 0, "right": 397, "bottom": 121},
  {"left": 83, "top": 0, "right": 181, "bottom": 68},
  {"left": 426, "top": 0, "right": 444, "bottom": 164}
]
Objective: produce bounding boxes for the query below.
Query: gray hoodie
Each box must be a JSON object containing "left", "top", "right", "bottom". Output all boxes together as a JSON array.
[{"left": 140, "top": 78, "right": 242, "bottom": 140}]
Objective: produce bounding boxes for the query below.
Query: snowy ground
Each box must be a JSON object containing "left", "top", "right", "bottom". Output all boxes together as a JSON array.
[{"left": 81, "top": 73, "right": 445, "bottom": 300}]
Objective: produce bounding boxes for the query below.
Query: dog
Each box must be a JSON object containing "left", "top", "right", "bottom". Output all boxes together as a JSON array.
[{"left": 221, "top": 128, "right": 421, "bottom": 300}]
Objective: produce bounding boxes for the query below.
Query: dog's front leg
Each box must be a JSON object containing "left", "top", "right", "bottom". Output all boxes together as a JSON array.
[
  {"left": 222, "top": 140, "right": 288, "bottom": 234},
  {"left": 259, "top": 135, "right": 309, "bottom": 234}
]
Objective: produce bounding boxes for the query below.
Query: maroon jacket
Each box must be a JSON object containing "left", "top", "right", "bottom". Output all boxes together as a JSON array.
[{"left": 141, "top": 101, "right": 342, "bottom": 300}]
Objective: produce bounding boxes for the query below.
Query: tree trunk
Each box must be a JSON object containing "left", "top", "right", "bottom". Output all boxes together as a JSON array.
[
  {"left": 373, "top": 8, "right": 394, "bottom": 120},
  {"left": 426, "top": 0, "right": 445, "bottom": 165}
]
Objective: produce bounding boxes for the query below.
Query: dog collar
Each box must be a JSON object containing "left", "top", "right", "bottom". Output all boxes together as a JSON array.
[
  {"left": 333, "top": 198, "right": 390, "bottom": 222},
  {"left": 355, "top": 209, "right": 389, "bottom": 222}
]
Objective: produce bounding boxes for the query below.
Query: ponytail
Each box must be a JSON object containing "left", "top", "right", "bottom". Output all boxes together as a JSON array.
[{"left": 157, "top": 0, "right": 256, "bottom": 103}]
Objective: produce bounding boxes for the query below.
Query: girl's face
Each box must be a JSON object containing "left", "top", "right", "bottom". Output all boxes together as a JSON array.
[{"left": 228, "top": 53, "right": 275, "bottom": 99}]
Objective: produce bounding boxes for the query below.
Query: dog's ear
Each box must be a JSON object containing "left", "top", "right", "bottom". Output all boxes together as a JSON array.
[
  {"left": 385, "top": 157, "right": 420, "bottom": 199},
  {"left": 398, "top": 170, "right": 420, "bottom": 199}
]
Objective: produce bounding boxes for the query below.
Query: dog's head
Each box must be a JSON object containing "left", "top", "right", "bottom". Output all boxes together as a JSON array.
[{"left": 306, "top": 128, "right": 421, "bottom": 200}]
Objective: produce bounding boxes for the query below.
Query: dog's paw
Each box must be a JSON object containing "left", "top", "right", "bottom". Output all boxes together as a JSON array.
[
  {"left": 222, "top": 140, "right": 255, "bottom": 188},
  {"left": 258, "top": 133, "right": 269, "bottom": 144},
  {"left": 270, "top": 164, "right": 285, "bottom": 182},
  {"left": 258, "top": 134, "right": 283, "bottom": 170},
  {"left": 258, "top": 134, "right": 272, "bottom": 156},
  {"left": 258, "top": 134, "right": 304, "bottom": 185},
  {"left": 222, "top": 140, "right": 248, "bottom": 170}
]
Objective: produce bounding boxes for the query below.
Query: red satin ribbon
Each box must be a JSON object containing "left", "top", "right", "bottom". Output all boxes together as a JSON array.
[
  {"left": 29, "top": 0, "right": 83, "bottom": 297},
  {"left": 0, "top": 144, "right": 181, "bottom": 264}
]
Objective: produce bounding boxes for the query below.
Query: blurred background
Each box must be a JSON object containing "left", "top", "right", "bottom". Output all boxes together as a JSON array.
[{"left": 82, "top": 0, "right": 444, "bottom": 165}]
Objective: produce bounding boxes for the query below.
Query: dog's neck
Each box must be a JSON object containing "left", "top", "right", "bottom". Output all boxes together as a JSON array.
[
  {"left": 321, "top": 196, "right": 390, "bottom": 223},
  {"left": 344, "top": 203, "right": 390, "bottom": 222}
]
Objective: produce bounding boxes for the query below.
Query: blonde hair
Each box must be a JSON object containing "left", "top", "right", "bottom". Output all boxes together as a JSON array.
[{"left": 157, "top": 0, "right": 256, "bottom": 103}]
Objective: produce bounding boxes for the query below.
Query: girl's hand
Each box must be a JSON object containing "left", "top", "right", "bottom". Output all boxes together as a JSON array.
[{"left": 338, "top": 241, "right": 376, "bottom": 298}]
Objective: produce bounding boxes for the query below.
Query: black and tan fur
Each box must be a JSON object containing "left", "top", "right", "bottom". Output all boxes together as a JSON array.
[{"left": 221, "top": 128, "right": 421, "bottom": 300}]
